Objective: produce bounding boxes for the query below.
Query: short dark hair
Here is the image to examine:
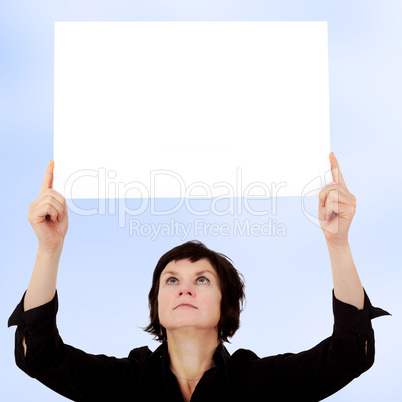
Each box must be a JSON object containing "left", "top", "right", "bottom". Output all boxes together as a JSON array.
[{"left": 143, "top": 240, "right": 246, "bottom": 344}]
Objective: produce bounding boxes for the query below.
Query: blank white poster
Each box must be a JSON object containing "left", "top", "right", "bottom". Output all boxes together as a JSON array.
[{"left": 54, "top": 21, "right": 331, "bottom": 199}]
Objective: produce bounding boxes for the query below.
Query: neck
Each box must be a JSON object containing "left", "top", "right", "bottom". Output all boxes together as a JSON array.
[{"left": 166, "top": 328, "right": 220, "bottom": 382}]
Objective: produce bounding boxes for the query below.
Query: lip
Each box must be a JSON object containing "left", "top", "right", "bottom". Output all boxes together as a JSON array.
[{"left": 174, "top": 303, "right": 197, "bottom": 309}]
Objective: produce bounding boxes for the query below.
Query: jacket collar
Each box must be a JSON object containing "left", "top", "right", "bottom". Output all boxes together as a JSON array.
[{"left": 150, "top": 340, "right": 231, "bottom": 382}]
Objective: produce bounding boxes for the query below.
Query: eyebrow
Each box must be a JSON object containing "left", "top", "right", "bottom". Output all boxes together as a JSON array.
[{"left": 161, "top": 270, "right": 217, "bottom": 278}]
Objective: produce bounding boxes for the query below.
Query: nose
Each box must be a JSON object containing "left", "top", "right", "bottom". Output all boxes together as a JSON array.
[
  {"left": 178, "top": 283, "right": 195, "bottom": 297},
  {"left": 179, "top": 289, "right": 193, "bottom": 296}
]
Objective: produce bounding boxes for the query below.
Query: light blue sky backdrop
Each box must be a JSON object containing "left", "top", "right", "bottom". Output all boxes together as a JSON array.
[{"left": 1, "top": 1, "right": 400, "bottom": 401}]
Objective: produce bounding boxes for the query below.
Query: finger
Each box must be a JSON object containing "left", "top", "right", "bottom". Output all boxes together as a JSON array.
[
  {"left": 321, "top": 190, "right": 356, "bottom": 222},
  {"left": 32, "top": 203, "right": 59, "bottom": 223},
  {"left": 42, "top": 189, "right": 67, "bottom": 213},
  {"left": 329, "top": 152, "right": 339, "bottom": 183},
  {"left": 330, "top": 152, "right": 348, "bottom": 190},
  {"left": 40, "top": 159, "right": 54, "bottom": 193},
  {"left": 46, "top": 194, "right": 66, "bottom": 218},
  {"left": 318, "top": 186, "right": 332, "bottom": 208},
  {"left": 324, "top": 192, "right": 339, "bottom": 216},
  {"left": 325, "top": 199, "right": 339, "bottom": 222},
  {"left": 34, "top": 195, "right": 65, "bottom": 222},
  {"left": 318, "top": 188, "right": 351, "bottom": 222},
  {"left": 325, "top": 198, "right": 355, "bottom": 221},
  {"left": 318, "top": 185, "right": 353, "bottom": 207}
]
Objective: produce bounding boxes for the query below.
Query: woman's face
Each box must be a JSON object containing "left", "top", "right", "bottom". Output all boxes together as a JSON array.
[{"left": 158, "top": 258, "right": 222, "bottom": 336}]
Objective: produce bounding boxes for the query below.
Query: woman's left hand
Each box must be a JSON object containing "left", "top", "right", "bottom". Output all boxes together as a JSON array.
[{"left": 318, "top": 152, "right": 357, "bottom": 245}]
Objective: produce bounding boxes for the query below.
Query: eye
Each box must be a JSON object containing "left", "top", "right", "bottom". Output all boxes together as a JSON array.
[
  {"left": 165, "top": 276, "right": 210, "bottom": 285},
  {"left": 197, "top": 276, "right": 209, "bottom": 284}
]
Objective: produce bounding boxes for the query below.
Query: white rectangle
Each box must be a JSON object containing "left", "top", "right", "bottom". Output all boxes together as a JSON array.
[{"left": 54, "top": 21, "right": 331, "bottom": 199}]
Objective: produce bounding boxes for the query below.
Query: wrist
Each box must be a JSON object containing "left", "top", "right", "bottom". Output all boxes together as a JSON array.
[
  {"left": 37, "top": 243, "right": 64, "bottom": 257},
  {"left": 326, "top": 239, "right": 350, "bottom": 251}
]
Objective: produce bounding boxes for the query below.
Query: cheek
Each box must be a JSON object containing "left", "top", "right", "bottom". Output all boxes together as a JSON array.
[
  {"left": 157, "top": 289, "right": 169, "bottom": 316},
  {"left": 210, "top": 293, "right": 222, "bottom": 314}
]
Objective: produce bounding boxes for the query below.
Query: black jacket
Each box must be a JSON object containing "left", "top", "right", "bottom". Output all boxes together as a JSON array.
[{"left": 8, "top": 288, "right": 391, "bottom": 401}]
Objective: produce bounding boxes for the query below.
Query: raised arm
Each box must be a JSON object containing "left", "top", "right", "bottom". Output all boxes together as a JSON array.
[
  {"left": 237, "top": 153, "right": 391, "bottom": 400},
  {"left": 318, "top": 152, "right": 368, "bottom": 354},
  {"left": 23, "top": 159, "right": 68, "bottom": 355},
  {"left": 8, "top": 160, "right": 142, "bottom": 400},
  {"left": 318, "top": 153, "right": 364, "bottom": 308}
]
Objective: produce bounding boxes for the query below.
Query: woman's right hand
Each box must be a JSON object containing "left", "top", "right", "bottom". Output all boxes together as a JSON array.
[{"left": 28, "top": 160, "right": 69, "bottom": 253}]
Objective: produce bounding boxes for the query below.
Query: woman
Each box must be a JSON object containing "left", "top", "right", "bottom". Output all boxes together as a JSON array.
[{"left": 8, "top": 153, "right": 391, "bottom": 401}]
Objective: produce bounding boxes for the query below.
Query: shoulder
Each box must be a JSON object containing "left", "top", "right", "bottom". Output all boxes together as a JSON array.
[
  {"left": 228, "top": 347, "right": 268, "bottom": 376},
  {"left": 228, "top": 347, "right": 278, "bottom": 377},
  {"left": 127, "top": 342, "right": 167, "bottom": 365},
  {"left": 127, "top": 346, "right": 153, "bottom": 362},
  {"left": 224, "top": 347, "right": 276, "bottom": 397},
  {"left": 231, "top": 347, "right": 261, "bottom": 362}
]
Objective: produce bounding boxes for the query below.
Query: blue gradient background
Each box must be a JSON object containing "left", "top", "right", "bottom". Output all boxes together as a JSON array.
[{"left": 1, "top": 1, "right": 400, "bottom": 401}]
